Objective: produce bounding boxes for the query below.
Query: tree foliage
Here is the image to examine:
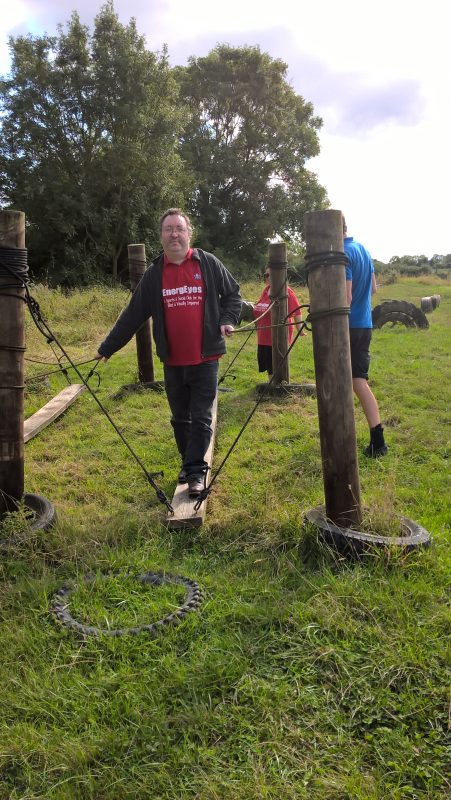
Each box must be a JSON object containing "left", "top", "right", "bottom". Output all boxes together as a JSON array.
[
  {"left": 177, "top": 44, "right": 328, "bottom": 267},
  {"left": 0, "top": 2, "right": 187, "bottom": 284},
  {"left": 1, "top": 9, "right": 331, "bottom": 284}
]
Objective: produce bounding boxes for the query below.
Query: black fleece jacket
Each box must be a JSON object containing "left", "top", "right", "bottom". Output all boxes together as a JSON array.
[{"left": 98, "top": 248, "right": 242, "bottom": 362}]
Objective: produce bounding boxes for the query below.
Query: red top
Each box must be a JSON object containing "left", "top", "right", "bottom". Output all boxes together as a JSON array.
[
  {"left": 253, "top": 285, "right": 302, "bottom": 346},
  {"left": 162, "top": 249, "right": 219, "bottom": 366}
]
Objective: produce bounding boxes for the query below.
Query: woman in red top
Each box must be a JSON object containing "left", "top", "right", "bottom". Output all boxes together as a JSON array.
[{"left": 253, "top": 270, "right": 303, "bottom": 376}]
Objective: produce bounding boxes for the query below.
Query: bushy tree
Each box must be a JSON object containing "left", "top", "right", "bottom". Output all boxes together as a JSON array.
[
  {"left": 177, "top": 44, "right": 328, "bottom": 269},
  {"left": 0, "top": 2, "right": 188, "bottom": 284}
]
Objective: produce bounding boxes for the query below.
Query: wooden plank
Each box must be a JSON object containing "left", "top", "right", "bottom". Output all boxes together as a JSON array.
[
  {"left": 24, "top": 384, "right": 86, "bottom": 443},
  {"left": 167, "top": 394, "right": 218, "bottom": 529}
]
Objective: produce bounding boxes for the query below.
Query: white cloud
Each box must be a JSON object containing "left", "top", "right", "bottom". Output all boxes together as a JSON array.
[{"left": 1, "top": 0, "right": 450, "bottom": 260}]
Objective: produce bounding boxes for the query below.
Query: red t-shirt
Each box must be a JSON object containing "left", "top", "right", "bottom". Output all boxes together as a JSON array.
[
  {"left": 253, "top": 285, "right": 302, "bottom": 346},
  {"left": 161, "top": 249, "right": 219, "bottom": 366}
]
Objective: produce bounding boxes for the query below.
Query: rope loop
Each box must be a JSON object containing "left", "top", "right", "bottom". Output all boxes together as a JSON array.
[
  {"left": 305, "top": 251, "right": 348, "bottom": 275},
  {"left": 307, "top": 306, "right": 350, "bottom": 323},
  {"left": 0, "top": 247, "right": 29, "bottom": 284}
]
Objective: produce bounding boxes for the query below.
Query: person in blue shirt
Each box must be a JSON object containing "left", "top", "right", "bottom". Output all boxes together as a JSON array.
[{"left": 344, "top": 217, "right": 387, "bottom": 457}]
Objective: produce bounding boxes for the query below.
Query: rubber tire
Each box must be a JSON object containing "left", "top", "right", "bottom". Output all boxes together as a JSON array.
[
  {"left": 372, "top": 300, "right": 429, "bottom": 329},
  {"left": 24, "top": 493, "right": 57, "bottom": 531},
  {"left": 373, "top": 311, "right": 417, "bottom": 329},
  {"left": 304, "top": 505, "right": 431, "bottom": 557},
  {"left": 51, "top": 570, "right": 204, "bottom": 638}
]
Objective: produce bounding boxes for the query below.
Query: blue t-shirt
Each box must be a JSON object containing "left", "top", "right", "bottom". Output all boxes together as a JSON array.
[{"left": 344, "top": 236, "right": 374, "bottom": 328}]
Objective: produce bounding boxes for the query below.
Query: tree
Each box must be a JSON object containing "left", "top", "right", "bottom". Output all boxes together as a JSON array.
[
  {"left": 177, "top": 44, "right": 328, "bottom": 268},
  {"left": 0, "top": 2, "right": 188, "bottom": 284}
]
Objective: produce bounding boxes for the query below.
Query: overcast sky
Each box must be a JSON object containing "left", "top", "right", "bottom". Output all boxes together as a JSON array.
[{"left": 2, "top": 0, "right": 449, "bottom": 262}]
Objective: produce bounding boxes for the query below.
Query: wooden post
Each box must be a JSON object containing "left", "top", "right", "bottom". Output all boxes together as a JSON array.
[
  {"left": 269, "top": 242, "right": 289, "bottom": 385},
  {"left": 0, "top": 210, "right": 26, "bottom": 515},
  {"left": 304, "top": 209, "right": 362, "bottom": 527},
  {"left": 128, "top": 244, "right": 155, "bottom": 383}
]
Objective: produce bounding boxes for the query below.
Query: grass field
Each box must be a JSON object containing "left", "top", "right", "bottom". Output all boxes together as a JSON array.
[{"left": 1, "top": 276, "right": 450, "bottom": 799}]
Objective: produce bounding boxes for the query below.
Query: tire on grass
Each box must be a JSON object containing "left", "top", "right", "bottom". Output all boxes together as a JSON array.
[
  {"left": 51, "top": 570, "right": 204, "bottom": 638},
  {"left": 304, "top": 505, "right": 431, "bottom": 557},
  {"left": 24, "top": 493, "right": 57, "bottom": 531},
  {"left": 372, "top": 300, "right": 429, "bottom": 329}
]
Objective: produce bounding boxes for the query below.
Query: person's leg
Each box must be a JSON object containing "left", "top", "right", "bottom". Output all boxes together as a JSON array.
[
  {"left": 352, "top": 378, "right": 381, "bottom": 428},
  {"left": 163, "top": 365, "right": 191, "bottom": 462},
  {"left": 350, "top": 329, "right": 387, "bottom": 456},
  {"left": 257, "top": 344, "right": 273, "bottom": 375},
  {"left": 183, "top": 361, "right": 218, "bottom": 480}
]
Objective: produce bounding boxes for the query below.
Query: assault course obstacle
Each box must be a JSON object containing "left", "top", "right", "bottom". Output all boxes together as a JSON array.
[
  {"left": 256, "top": 242, "right": 316, "bottom": 397},
  {"left": 302, "top": 209, "right": 430, "bottom": 553},
  {"left": 0, "top": 207, "right": 431, "bottom": 554},
  {"left": 303, "top": 209, "right": 362, "bottom": 528},
  {"left": 0, "top": 210, "right": 55, "bottom": 527}
]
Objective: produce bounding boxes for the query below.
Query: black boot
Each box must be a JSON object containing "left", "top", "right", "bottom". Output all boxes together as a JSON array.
[{"left": 364, "top": 424, "right": 388, "bottom": 457}]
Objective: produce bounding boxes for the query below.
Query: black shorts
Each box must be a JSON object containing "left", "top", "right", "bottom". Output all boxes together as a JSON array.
[
  {"left": 257, "top": 344, "right": 273, "bottom": 374},
  {"left": 349, "top": 328, "right": 372, "bottom": 380}
]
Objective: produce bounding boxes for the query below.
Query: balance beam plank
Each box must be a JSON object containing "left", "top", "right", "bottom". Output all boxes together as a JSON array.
[
  {"left": 24, "top": 384, "right": 86, "bottom": 443},
  {"left": 167, "top": 394, "right": 218, "bottom": 529}
]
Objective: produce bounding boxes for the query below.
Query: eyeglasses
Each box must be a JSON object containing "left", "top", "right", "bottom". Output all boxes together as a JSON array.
[{"left": 162, "top": 225, "right": 189, "bottom": 234}]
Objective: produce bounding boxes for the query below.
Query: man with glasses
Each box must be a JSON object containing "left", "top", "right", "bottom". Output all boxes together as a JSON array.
[{"left": 96, "top": 208, "right": 242, "bottom": 497}]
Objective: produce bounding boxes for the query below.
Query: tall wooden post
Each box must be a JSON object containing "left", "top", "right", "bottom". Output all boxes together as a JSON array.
[
  {"left": 304, "top": 209, "right": 362, "bottom": 527},
  {"left": 269, "top": 242, "right": 289, "bottom": 385},
  {"left": 128, "top": 244, "right": 155, "bottom": 383},
  {"left": 0, "top": 210, "right": 26, "bottom": 515}
]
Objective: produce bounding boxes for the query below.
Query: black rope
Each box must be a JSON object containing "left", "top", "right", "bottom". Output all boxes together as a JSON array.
[
  {"left": 269, "top": 292, "right": 289, "bottom": 302},
  {"left": 218, "top": 329, "right": 255, "bottom": 385},
  {"left": 0, "top": 292, "right": 27, "bottom": 301},
  {"left": 24, "top": 305, "right": 173, "bottom": 513},
  {"left": 267, "top": 260, "right": 288, "bottom": 269},
  {"left": 0, "top": 246, "right": 29, "bottom": 282},
  {"left": 232, "top": 317, "right": 311, "bottom": 335},
  {"left": 307, "top": 306, "right": 350, "bottom": 322},
  {"left": 0, "top": 251, "right": 173, "bottom": 514},
  {"left": 194, "top": 320, "right": 307, "bottom": 511},
  {"left": 25, "top": 358, "right": 99, "bottom": 384},
  {"left": 304, "top": 251, "right": 348, "bottom": 275}
]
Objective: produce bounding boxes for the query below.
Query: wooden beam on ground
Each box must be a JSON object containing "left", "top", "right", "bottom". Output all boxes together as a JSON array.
[
  {"left": 24, "top": 384, "right": 86, "bottom": 443},
  {"left": 167, "top": 394, "right": 218, "bottom": 529}
]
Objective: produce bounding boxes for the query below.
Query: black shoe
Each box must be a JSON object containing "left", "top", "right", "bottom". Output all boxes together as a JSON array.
[
  {"left": 188, "top": 476, "right": 204, "bottom": 498},
  {"left": 364, "top": 443, "right": 388, "bottom": 458},
  {"left": 178, "top": 468, "right": 188, "bottom": 484}
]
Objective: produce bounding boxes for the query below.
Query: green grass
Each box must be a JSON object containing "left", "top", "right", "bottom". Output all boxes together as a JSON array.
[{"left": 0, "top": 277, "right": 449, "bottom": 799}]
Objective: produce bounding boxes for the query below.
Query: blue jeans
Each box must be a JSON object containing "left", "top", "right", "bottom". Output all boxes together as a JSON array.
[{"left": 163, "top": 361, "right": 218, "bottom": 478}]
